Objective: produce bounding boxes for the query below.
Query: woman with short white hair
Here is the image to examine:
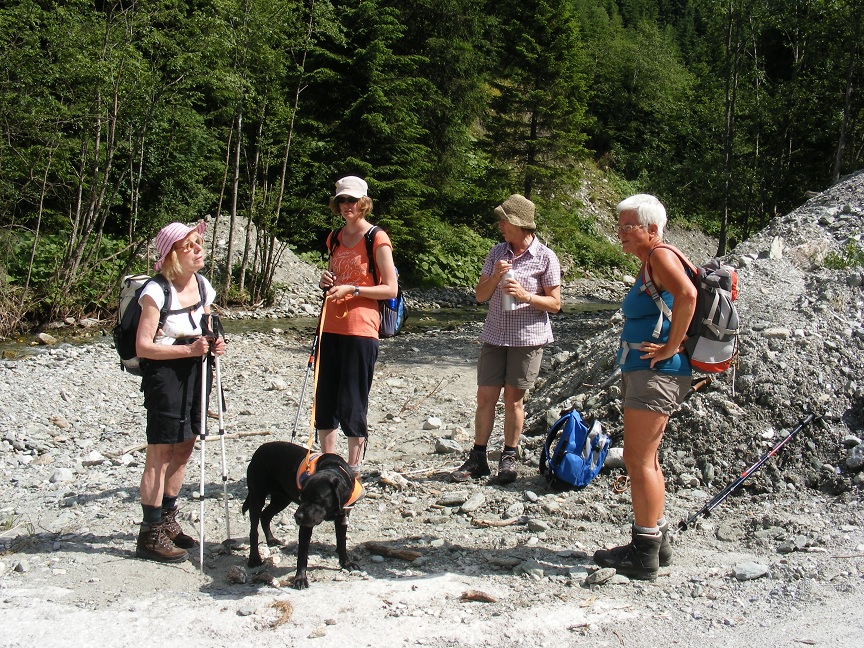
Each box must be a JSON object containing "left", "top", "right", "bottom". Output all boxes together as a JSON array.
[{"left": 593, "top": 194, "right": 696, "bottom": 580}]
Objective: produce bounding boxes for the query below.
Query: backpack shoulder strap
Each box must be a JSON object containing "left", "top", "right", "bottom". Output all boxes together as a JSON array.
[
  {"left": 194, "top": 272, "right": 207, "bottom": 309},
  {"left": 540, "top": 409, "right": 572, "bottom": 473},
  {"left": 328, "top": 226, "right": 344, "bottom": 257},
  {"left": 364, "top": 225, "right": 381, "bottom": 284},
  {"left": 149, "top": 274, "right": 172, "bottom": 329},
  {"left": 640, "top": 244, "right": 695, "bottom": 338}
]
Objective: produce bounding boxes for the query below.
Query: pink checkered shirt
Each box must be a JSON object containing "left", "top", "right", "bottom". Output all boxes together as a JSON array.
[{"left": 479, "top": 236, "right": 561, "bottom": 347}]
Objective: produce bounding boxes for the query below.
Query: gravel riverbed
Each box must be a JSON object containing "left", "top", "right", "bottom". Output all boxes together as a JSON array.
[{"left": 2, "top": 172, "right": 864, "bottom": 647}]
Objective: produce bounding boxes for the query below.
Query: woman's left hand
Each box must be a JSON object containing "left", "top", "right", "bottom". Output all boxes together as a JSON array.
[
  {"left": 326, "top": 284, "right": 354, "bottom": 299},
  {"left": 212, "top": 336, "right": 227, "bottom": 356}
]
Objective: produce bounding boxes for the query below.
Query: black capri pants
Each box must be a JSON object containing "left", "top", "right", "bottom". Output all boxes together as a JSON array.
[{"left": 314, "top": 332, "right": 379, "bottom": 438}]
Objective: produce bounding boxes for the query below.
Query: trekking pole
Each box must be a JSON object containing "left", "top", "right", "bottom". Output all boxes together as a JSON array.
[
  {"left": 197, "top": 324, "right": 210, "bottom": 574},
  {"left": 679, "top": 412, "right": 817, "bottom": 531},
  {"left": 210, "top": 315, "right": 231, "bottom": 544},
  {"left": 291, "top": 291, "right": 328, "bottom": 441}
]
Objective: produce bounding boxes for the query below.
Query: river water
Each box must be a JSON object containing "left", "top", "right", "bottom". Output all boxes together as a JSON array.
[{"left": 0, "top": 302, "right": 619, "bottom": 360}]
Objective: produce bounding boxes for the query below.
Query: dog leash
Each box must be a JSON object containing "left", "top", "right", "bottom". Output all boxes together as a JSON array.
[{"left": 306, "top": 293, "right": 330, "bottom": 459}]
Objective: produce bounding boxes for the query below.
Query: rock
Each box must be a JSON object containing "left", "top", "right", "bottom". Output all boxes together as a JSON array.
[
  {"left": 514, "top": 560, "right": 544, "bottom": 579},
  {"left": 584, "top": 567, "right": 616, "bottom": 585},
  {"left": 267, "top": 378, "right": 288, "bottom": 391},
  {"left": 36, "top": 333, "right": 57, "bottom": 345},
  {"left": 846, "top": 446, "right": 864, "bottom": 471},
  {"left": 226, "top": 565, "right": 247, "bottom": 584},
  {"left": 49, "top": 468, "right": 75, "bottom": 483},
  {"left": 604, "top": 447, "right": 625, "bottom": 469},
  {"left": 733, "top": 562, "right": 769, "bottom": 581},
  {"left": 82, "top": 450, "right": 106, "bottom": 466},
  {"left": 527, "top": 519, "right": 550, "bottom": 532},
  {"left": 423, "top": 417, "right": 443, "bottom": 430},
  {"left": 460, "top": 492, "right": 485, "bottom": 513},
  {"left": 437, "top": 492, "right": 469, "bottom": 507},
  {"left": 434, "top": 438, "right": 462, "bottom": 454}
]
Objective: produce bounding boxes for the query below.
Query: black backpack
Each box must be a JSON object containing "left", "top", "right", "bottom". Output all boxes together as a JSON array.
[
  {"left": 112, "top": 273, "right": 206, "bottom": 375},
  {"left": 328, "top": 225, "right": 408, "bottom": 337}
]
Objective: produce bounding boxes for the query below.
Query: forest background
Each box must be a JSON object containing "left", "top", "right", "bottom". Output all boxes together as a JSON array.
[{"left": 0, "top": 0, "right": 862, "bottom": 335}]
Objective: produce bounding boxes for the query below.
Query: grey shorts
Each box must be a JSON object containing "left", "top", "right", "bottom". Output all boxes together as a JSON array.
[
  {"left": 477, "top": 343, "right": 544, "bottom": 390},
  {"left": 621, "top": 370, "right": 691, "bottom": 416}
]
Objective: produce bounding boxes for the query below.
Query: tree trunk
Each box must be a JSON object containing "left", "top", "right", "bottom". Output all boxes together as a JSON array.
[{"left": 223, "top": 109, "right": 243, "bottom": 301}]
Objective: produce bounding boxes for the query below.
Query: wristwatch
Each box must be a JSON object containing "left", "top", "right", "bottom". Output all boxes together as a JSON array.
[{"left": 353, "top": 286, "right": 360, "bottom": 297}]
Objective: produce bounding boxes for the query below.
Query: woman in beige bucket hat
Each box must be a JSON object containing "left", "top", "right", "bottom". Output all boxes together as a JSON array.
[{"left": 451, "top": 194, "right": 562, "bottom": 485}]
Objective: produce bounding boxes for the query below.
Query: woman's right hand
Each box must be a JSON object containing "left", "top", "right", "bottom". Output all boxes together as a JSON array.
[{"left": 320, "top": 270, "right": 335, "bottom": 290}]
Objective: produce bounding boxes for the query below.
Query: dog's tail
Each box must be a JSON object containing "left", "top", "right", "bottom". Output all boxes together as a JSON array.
[{"left": 241, "top": 496, "right": 249, "bottom": 516}]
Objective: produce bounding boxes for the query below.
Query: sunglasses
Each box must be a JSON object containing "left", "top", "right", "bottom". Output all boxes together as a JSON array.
[
  {"left": 335, "top": 196, "right": 360, "bottom": 205},
  {"left": 176, "top": 237, "right": 203, "bottom": 253}
]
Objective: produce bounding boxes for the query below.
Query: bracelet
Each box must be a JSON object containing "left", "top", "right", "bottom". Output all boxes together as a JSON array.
[{"left": 528, "top": 294, "right": 534, "bottom": 305}]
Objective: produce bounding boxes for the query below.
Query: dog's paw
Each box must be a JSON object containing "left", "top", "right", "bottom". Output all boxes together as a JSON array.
[
  {"left": 247, "top": 554, "right": 264, "bottom": 568},
  {"left": 265, "top": 537, "right": 283, "bottom": 547},
  {"left": 340, "top": 559, "right": 360, "bottom": 572},
  {"left": 292, "top": 575, "right": 309, "bottom": 590}
]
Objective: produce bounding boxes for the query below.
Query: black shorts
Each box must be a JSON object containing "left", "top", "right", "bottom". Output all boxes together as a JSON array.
[
  {"left": 314, "top": 333, "right": 378, "bottom": 438},
  {"left": 142, "top": 356, "right": 213, "bottom": 445}
]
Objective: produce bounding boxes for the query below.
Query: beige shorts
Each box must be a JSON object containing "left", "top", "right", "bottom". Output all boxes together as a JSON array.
[
  {"left": 621, "top": 370, "right": 691, "bottom": 416},
  {"left": 477, "top": 344, "right": 544, "bottom": 390}
]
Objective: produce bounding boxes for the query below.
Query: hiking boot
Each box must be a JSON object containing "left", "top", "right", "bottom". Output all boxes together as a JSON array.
[
  {"left": 450, "top": 451, "right": 491, "bottom": 483},
  {"left": 496, "top": 453, "right": 517, "bottom": 484},
  {"left": 136, "top": 520, "right": 189, "bottom": 563},
  {"left": 593, "top": 528, "right": 661, "bottom": 581},
  {"left": 658, "top": 520, "right": 673, "bottom": 567},
  {"left": 162, "top": 506, "right": 197, "bottom": 549}
]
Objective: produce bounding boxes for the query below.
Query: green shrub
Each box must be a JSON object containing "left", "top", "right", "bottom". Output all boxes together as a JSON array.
[{"left": 824, "top": 241, "right": 864, "bottom": 270}]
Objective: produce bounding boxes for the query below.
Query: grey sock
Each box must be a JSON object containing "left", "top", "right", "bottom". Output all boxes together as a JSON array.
[{"left": 633, "top": 524, "right": 660, "bottom": 535}]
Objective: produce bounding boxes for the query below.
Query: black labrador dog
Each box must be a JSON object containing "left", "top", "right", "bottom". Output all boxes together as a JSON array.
[{"left": 241, "top": 441, "right": 363, "bottom": 589}]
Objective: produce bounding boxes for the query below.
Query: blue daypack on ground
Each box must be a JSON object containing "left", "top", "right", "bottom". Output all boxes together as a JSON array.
[{"left": 539, "top": 409, "right": 610, "bottom": 490}]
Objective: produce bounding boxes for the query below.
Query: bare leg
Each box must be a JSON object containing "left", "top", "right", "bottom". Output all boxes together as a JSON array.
[
  {"left": 162, "top": 439, "right": 196, "bottom": 498},
  {"left": 622, "top": 407, "right": 668, "bottom": 527},
  {"left": 347, "top": 437, "right": 366, "bottom": 468},
  {"left": 474, "top": 384, "right": 502, "bottom": 445},
  {"left": 501, "top": 384, "right": 527, "bottom": 447},
  {"left": 318, "top": 428, "right": 337, "bottom": 454}
]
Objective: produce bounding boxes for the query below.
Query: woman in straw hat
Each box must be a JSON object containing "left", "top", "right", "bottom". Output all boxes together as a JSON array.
[
  {"left": 317, "top": 176, "right": 398, "bottom": 475},
  {"left": 134, "top": 220, "right": 225, "bottom": 563},
  {"left": 451, "top": 194, "right": 561, "bottom": 485}
]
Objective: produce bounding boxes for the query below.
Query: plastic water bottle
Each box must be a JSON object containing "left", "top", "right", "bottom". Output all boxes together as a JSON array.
[
  {"left": 501, "top": 269, "right": 517, "bottom": 311},
  {"left": 386, "top": 268, "right": 399, "bottom": 309}
]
